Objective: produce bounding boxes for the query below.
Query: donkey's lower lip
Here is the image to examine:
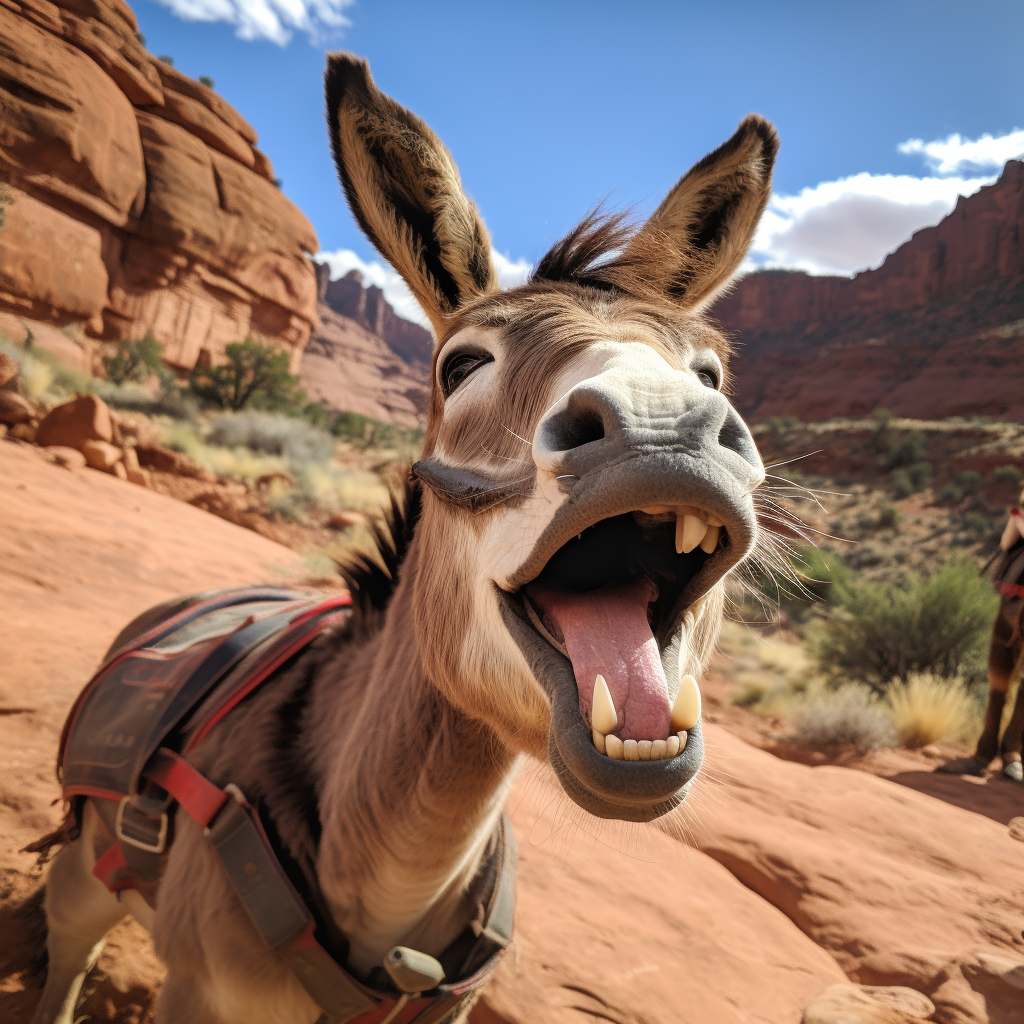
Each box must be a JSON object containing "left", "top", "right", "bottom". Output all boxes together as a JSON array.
[{"left": 496, "top": 586, "right": 704, "bottom": 821}]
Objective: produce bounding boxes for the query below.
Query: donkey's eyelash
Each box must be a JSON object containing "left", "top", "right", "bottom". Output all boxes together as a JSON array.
[{"left": 441, "top": 350, "right": 494, "bottom": 398}]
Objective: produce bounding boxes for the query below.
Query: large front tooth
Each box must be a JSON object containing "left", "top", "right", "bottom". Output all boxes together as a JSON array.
[
  {"left": 651, "top": 739, "right": 668, "bottom": 760},
  {"left": 591, "top": 674, "right": 618, "bottom": 734},
  {"left": 671, "top": 674, "right": 701, "bottom": 731},
  {"left": 592, "top": 729, "right": 606, "bottom": 754},
  {"left": 638, "top": 740, "right": 653, "bottom": 760},
  {"left": 623, "top": 739, "right": 639, "bottom": 761},
  {"left": 606, "top": 734, "right": 624, "bottom": 759},
  {"left": 699, "top": 525, "right": 720, "bottom": 554},
  {"left": 678, "top": 514, "right": 708, "bottom": 554},
  {"left": 666, "top": 735, "right": 681, "bottom": 757}
]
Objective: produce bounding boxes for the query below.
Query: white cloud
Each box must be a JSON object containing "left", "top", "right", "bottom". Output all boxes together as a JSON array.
[
  {"left": 153, "top": 0, "right": 353, "bottom": 45},
  {"left": 316, "top": 247, "right": 534, "bottom": 328},
  {"left": 898, "top": 129, "right": 1024, "bottom": 176},
  {"left": 746, "top": 127, "right": 1024, "bottom": 278}
]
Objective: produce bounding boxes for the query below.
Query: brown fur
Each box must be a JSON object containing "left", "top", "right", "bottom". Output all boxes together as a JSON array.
[{"left": 33, "top": 52, "right": 778, "bottom": 1024}]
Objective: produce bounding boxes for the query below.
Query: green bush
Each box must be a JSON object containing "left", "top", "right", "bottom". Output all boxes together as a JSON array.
[
  {"left": 877, "top": 504, "right": 901, "bottom": 529},
  {"left": 198, "top": 75, "right": 215, "bottom": 89},
  {"left": 757, "top": 545, "right": 850, "bottom": 622},
  {"left": 957, "top": 469, "right": 983, "bottom": 490},
  {"left": 0, "top": 182, "right": 11, "bottom": 230},
  {"left": 102, "top": 335, "right": 165, "bottom": 385},
  {"left": 908, "top": 461, "right": 932, "bottom": 490},
  {"left": 994, "top": 465, "right": 1022, "bottom": 484},
  {"left": 813, "top": 559, "right": 998, "bottom": 691},
  {"left": 940, "top": 483, "right": 963, "bottom": 504},
  {"left": 890, "top": 469, "right": 912, "bottom": 499},
  {"left": 189, "top": 338, "right": 305, "bottom": 412}
]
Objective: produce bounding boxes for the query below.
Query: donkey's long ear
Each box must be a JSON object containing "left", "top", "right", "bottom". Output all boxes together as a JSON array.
[
  {"left": 325, "top": 54, "right": 498, "bottom": 333},
  {"left": 622, "top": 115, "right": 778, "bottom": 310}
]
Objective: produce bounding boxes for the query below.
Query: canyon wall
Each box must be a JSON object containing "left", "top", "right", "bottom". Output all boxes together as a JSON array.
[
  {"left": 0, "top": 0, "right": 318, "bottom": 373},
  {"left": 715, "top": 160, "right": 1024, "bottom": 421}
]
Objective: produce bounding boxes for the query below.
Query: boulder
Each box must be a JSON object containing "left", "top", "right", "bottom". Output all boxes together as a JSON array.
[
  {"left": 44, "top": 445, "right": 88, "bottom": 470},
  {"left": 110, "top": 460, "right": 127, "bottom": 480},
  {"left": 125, "top": 465, "right": 149, "bottom": 487},
  {"left": 35, "top": 395, "right": 113, "bottom": 449},
  {"left": 801, "top": 984, "right": 935, "bottom": 1024},
  {"left": 8, "top": 422, "right": 37, "bottom": 442},
  {"left": 0, "top": 390, "right": 36, "bottom": 425},
  {"left": 81, "top": 438, "right": 123, "bottom": 471}
]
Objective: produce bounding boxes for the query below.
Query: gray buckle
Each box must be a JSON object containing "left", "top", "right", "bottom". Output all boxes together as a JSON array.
[{"left": 115, "top": 796, "right": 168, "bottom": 853}]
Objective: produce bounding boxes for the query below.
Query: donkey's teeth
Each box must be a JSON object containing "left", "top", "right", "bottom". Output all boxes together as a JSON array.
[
  {"left": 623, "top": 739, "right": 639, "bottom": 761},
  {"left": 699, "top": 525, "right": 720, "bottom": 554},
  {"left": 706, "top": 513, "right": 724, "bottom": 528},
  {"left": 671, "top": 674, "right": 702, "bottom": 732},
  {"left": 666, "top": 734, "right": 681, "bottom": 757},
  {"left": 678, "top": 514, "right": 707, "bottom": 554},
  {"left": 651, "top": 739, "right": 668, "bottom": 759},
  {"left": 637, "top": 740, "right": 653, "bottom": 760},
  {"left": 592, "top": 729, "right": 607, "bottom": 755},
  {"left": 678, "top": 730, "right": 689, "bottom": 749},
  {"left": 591, "top": 674, "right": 618, "bottom": 734},
  {"left": 606, "top": 734, "right": 624, "bottom": 759}
]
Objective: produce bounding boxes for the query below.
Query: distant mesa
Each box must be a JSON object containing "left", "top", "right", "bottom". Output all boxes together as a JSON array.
[
  {"left": 0, "top": 0, "right": 317, "bottom": 375},
  {"left": 716, "top": 160, "right": 1024, "bottom": 422}
]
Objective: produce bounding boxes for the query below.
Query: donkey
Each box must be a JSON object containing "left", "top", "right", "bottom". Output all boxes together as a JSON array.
[{"left": 32, "top": 53, "right": 777, "bottom": 1024}]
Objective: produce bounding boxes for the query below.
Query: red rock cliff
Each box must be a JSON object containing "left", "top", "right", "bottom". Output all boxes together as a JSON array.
[
  {"left": 714, "top": 160, "right": 1024, "bottom": 421},
  {"left": 0, "top": 0, "right": 318, "bottom": 372}
]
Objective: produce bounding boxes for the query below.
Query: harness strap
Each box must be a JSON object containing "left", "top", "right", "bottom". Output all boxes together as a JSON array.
[{"left": 1001, "top": 582, "right": 1024, "bottom": 599}]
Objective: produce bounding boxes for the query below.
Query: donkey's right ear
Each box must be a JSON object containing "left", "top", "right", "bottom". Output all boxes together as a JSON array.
[{"left": 325, "top": 54, "right": 498, "bottom": 333}]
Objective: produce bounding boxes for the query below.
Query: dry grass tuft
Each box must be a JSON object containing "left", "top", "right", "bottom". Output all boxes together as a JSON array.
[
  {"left": 790, "top": 684, "right": 897, "bottom": 750},
  {"left": 886, "top": 673, "right": 980, "bottom": 748}
]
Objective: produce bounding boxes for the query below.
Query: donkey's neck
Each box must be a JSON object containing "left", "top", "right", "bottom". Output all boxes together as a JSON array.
[{"left": 309, "top": 559, "right": 517, "bottom": 975}]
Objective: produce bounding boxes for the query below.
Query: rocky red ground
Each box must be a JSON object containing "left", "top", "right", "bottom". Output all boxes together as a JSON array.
[{"left": 2, "top": 439, "right": 1023, "bottom": 1024}]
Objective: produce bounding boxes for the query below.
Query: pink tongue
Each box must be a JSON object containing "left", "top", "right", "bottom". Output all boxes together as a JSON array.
[{"left": 529, "top": 578, "right": 671, "bottom": 741}]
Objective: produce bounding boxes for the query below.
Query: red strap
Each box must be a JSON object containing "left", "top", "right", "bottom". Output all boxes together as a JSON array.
[
  {"left": 145, "top": 748, "right": 228, "bottom": 827},
  {"left": 1002, "top": 582, "right": 1024, "bottom": 599},
  {"left": 93, "top": 843, "right": 128, "bottom": 889}
]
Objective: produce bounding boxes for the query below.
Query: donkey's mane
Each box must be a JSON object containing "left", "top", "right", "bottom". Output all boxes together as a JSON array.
[
  {"left": 531, "top": 210, "right": 636, "bottom": 291},
  {"left": 337, "top": 473, "right": 423, "bottom": 616}
]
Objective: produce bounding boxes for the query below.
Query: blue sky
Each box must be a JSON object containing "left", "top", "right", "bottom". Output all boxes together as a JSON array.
[{"left": 138, "top": 0, "right": 1024, "bottom": 323}]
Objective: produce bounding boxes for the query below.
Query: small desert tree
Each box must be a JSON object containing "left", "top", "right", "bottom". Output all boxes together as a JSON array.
[
  {"left": 189, "top": 337, "right": 304, "bottom": 412},
  {"left": 102, "top": 334, "right": 165, "bottom": 385},
  {"left": 0, "top": 183, "right": 12, "bottom": 230}
]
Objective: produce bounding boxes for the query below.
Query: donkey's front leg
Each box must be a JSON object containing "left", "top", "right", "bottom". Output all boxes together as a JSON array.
[{"left": 31, "top": 828, "right": 126, "bottom": 1024}]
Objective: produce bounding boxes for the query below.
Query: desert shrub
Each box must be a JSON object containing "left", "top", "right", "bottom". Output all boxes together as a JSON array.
[
  {"left": 199, "top": 75, "right": 215, "bottom": 89},
  {"left": 877, "top": 504, "right": 901, "bottom": 529},
  {"left": 102, "top": 335, "right": 165, "bottom": 385},
  {"left": 940, "top": 483, "right": 963, "bottom": 504},
  {"left": 908, "top": 461, "right": 932, "bottom": 490},
  {"left": 790, "top": 685, "right": 896, "bottom": 749},
  {"left": 994, "top": 465, "right": 1022, "bottom": 484},
  {"left": 890, "top": 469, "right": 913, "bottom": 499},
  {"left": 189, "top": 338, "right": 305, "bottom": 412},
  {"left": 963, "top": 512, "right": 996, "bottom": 540},
  {"left": 814, "top": 558, "right": 998, "bottom": 690},
  {"left": 158, "top": 54, "right": 174, "bottom": 65},
  {"left": 208, "top": 411, "right": 333, "bottom": 464},
  {"left": 886, "top": 674, "right": 980, "bottom": 748},
  {"left": 957, "top": 469, "right": 983, "bottom": 490}
]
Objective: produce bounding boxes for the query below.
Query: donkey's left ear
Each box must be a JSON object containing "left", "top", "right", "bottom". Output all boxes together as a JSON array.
[
  {"left": 325, "top": 53, "right": 498, "bottom": 333},
  {"left": 625, "top": 115, "right": 778, "bottom": 310}
]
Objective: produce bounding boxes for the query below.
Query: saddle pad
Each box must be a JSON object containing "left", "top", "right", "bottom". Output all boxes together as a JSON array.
[{"left": 62, "top": 588, "right": 341, "bottom": 803}]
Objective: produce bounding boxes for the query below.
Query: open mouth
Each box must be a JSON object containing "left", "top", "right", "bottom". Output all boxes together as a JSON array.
[{"left": 496, "top": 501, "right": 736, "bottom": 821}]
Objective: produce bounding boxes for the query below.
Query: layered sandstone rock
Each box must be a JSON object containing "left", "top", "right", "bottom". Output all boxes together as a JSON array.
[
  {"left": 0, "top": 0, "right": 317, "bottom": 373},
  {"left": 715, "top": 161, "right": 1024, "bottom": 421},
  {"left": 300, "top": 302, "right": 429, "bottom": 426}
]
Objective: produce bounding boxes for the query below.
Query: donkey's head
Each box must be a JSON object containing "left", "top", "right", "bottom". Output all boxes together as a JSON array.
[{"left": 326, "top": 55, "right": 776, "bottom": 822}]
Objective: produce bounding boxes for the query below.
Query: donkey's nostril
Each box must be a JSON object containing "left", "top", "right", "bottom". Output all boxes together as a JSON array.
[
  {"left": 543, "top": 408, "right": 606, "bottom": 452},
  {"left": 718, "top": 407, "right": 761, "bottom": 469}
]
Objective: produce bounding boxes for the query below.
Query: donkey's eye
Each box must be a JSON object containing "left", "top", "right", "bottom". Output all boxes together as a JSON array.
[
  {"left": 441, "top": 350, "right": 493, "bottom": 397},
  {"left": 696, "top": 368, "right": 720, "bottom": 390}
]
